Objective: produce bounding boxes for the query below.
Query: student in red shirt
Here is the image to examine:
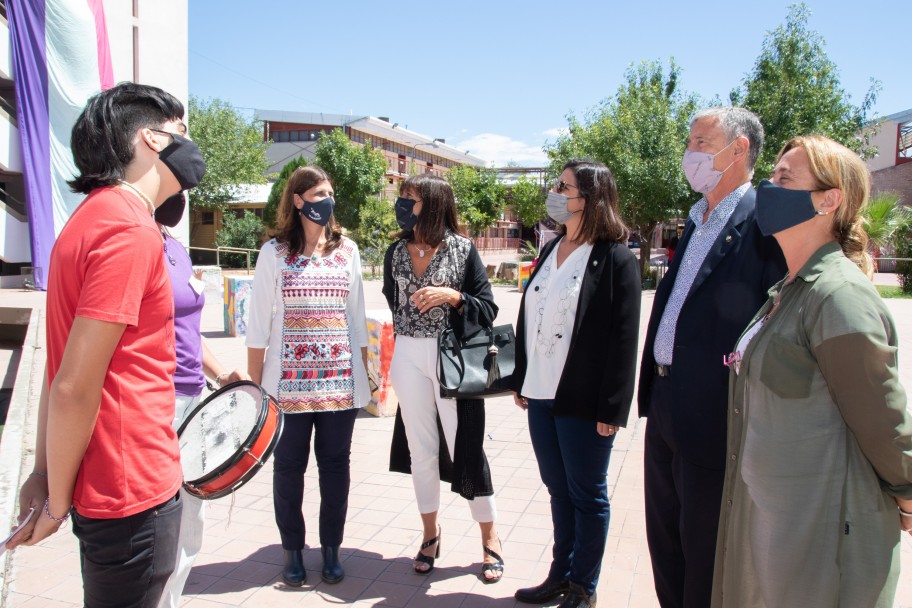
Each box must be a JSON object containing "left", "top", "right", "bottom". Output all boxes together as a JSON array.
[{"left": 8, "top": 82, "right": 206, "bottom": 608}]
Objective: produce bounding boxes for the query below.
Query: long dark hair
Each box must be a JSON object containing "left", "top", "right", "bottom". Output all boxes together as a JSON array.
[
  {"left": 69, "top": 82, "right": 185, "bottom": 194},
  {"left": 562, "top": 160, "right": 628, "bottom": 244},
  {"left": 395, "top": 174, "right": 459, "bottom": 246},
  {"left": 274, "top": 166, "right": 343, "bottom": 255}
]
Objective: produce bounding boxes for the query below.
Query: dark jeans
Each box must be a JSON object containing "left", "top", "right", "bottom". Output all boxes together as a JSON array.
[
  {"left": 644, "top": 375, "right": 724, "bottom": 608},
  {"left": 273, "top": 408, "right": 358, "bottom": 549},
  {"left": 527, "top": 398, "right": 615, "bottom": 596},
  {"left": 71, "top": 492, "right": 182, "bottom": 608}
]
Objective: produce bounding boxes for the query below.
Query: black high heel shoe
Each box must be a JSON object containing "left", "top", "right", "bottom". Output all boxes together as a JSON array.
[
  {"left": 481, "top": 538, "right": 505, "bottom": 584},
  {"left": 413, "top": 526, "right": 441, "bottom": 574}
]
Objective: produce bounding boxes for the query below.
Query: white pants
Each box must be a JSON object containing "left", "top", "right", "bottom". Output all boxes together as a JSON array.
[
  {"left": 158, "top": 394, "right": 206, "bottom": 608},
  {"left": 390, "top": 335, "right": 497, "bottom": 522}
]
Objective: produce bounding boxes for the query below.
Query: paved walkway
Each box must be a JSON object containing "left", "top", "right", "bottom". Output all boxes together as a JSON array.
[{"left": 2, "top": 276, "right": 912, "bottom": 607}]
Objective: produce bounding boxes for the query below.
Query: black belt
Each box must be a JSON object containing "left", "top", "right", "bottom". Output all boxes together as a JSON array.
[{"left": 654, "top": 364, "right": 671, "bottom": 377}]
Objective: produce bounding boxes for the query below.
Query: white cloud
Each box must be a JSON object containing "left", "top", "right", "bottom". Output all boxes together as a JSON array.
[
  {"left": 541, "top": 127, "right": 568, "bottom": 139},
  {"left": 453, "top": 133, "right": 548, "bottom": 167}
]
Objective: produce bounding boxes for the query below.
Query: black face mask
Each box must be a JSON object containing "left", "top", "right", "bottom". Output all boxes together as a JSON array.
[
  {"left": 299, "top": 196, "right": 335, "bottom": 226},
  {"left": 158, "top": 133, "right": 207, "bottom": 190},
  {"left": 154, "top": 191, "right": 186, "bottom": 227},
  {"left": 756, "top": 179, "right": 823, "bottom": 237},
  {"left": 395, "top": 197, "right": 418, "bottom": 231}
]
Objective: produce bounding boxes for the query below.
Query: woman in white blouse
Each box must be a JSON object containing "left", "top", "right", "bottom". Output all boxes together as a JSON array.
[
  {"left": 512, "top": 160, "right": 641, "bottom": 608},
  {"left": 246, "top": 166, "right": 370, "bottom": 588}
]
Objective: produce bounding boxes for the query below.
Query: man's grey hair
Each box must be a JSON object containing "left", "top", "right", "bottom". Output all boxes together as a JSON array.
[{"left": 691, "top": 107, "right": 764, "bottom": 171}]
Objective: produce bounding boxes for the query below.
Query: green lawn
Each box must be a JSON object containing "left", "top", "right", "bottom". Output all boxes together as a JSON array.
[{"left": 877, "top": 285, "right": 912, "bottom": 299}]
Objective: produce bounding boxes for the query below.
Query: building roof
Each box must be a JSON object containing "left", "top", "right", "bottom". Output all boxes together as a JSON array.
[
  {"left": 228, "top": 183, "right": 273, "bottom": 204},
  {"left": 254, "top": 109, "right": 486, "bottom": 167}
]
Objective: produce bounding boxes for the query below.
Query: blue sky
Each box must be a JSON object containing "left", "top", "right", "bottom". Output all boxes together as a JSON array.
[{"left": 189, "top": 0, "right": 909, "bottom": 167}]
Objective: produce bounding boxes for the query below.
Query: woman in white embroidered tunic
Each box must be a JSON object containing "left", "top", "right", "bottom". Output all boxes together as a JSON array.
[
  {"left": 712, "top": 136, "right": 912, "bottom": 607},
  {"left": 382, "top": 174, "right": 505, "bottom": 583},
  {"left": 247, "top": 166, "right": 369, "bottom": 588}
]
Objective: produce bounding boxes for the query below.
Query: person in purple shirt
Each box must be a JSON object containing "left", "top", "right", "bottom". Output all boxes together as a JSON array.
[{"left": 154, "top": 190, "right": 249, "bottom": 608}]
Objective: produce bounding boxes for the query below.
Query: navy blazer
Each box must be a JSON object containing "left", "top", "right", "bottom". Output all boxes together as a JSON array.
[
  {"left": 638, "top": 186, "right": 786, "bottom": 468},
  {"left": 514, "top": 238, "right": 641, "bottom": 426}
]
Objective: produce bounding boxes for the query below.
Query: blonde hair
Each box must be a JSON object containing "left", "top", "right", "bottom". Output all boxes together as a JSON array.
[{"left": 777, "top": 136, "right": 874, "bottom": 278}]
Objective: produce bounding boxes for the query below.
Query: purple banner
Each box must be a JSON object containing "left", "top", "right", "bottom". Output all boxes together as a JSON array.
[{"left": 8, "top": 0, "right": 51, "bottom": 290}]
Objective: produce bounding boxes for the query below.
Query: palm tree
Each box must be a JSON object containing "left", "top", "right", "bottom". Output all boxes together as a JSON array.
[{"left": 862, "top": 192, "right": 912, "bottom": 272}]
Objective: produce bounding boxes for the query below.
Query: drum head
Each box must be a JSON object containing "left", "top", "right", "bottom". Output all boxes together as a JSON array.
[{"left": 178, "top": 382, "right": 265, "bottom": 483}]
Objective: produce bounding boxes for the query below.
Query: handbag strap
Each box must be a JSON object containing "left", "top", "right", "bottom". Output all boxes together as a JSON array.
[{"left": 437, "top": 328, "right": 466, "bottom": 391}]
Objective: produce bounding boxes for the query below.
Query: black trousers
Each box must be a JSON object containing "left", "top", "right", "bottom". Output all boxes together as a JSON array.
[
  {"left": 644, "top": 375, "right": 725, "bottom": 608},
  {"left": 72, "top": 492, "right": 182, "bottom": 608},
  {"left": 273, "top": 408, "right": 358, "bottom": 549}
]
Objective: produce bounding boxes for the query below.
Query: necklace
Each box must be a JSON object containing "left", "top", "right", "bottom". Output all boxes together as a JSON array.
[
  {"left": 119, "top": 181, "right": 155, "bottom": 215},
  {"left": 413, "top": 243, "right": 433, "bottom": 258},
  {"left": 160, "top": 229, "right": 176, "bottom": 266}
]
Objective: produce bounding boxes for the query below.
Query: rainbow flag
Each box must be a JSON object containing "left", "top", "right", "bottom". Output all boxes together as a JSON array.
[{"left": 8, "top": 0, "right": 114, "bottom": 289}]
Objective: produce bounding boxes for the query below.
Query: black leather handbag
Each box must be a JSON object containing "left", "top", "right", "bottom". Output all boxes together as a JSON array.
[{"left": 437, "top": 324, "right": 516, "bottom": 399}]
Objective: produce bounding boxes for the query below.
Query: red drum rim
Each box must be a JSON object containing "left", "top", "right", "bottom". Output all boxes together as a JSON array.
[{"left": 178, "top": 380, "right": 284, "bottom": 500}]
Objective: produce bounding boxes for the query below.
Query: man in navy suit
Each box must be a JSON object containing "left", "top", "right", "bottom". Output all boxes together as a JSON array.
[{"left": 639, "top": 107, "right": 786, "bottom": 608}]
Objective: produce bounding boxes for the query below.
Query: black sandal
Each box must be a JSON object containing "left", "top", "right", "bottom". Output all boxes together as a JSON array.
[
  {"left": 481, "top": 541, "right": 505, "bottom": 584},
  {"left": 414, "top": 526, "right": 441, "bottom": 574}
]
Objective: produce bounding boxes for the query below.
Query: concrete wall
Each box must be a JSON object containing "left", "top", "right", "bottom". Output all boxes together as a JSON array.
[{"left": 868, "top": 120, "right": 900, "bottom": 172}]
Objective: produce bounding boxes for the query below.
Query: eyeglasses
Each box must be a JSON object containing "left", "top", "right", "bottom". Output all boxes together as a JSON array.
[{"left": 554, "top": 179, "right": 579, "bottom": 194}]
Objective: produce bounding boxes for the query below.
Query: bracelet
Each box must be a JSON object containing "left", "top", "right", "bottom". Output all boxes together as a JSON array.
[
  {"left": 43, "top": 497, "right": 71, "bottom": 524},
  {"left": 898, "top": 506, "right": 912, "bottom": 517},
  {"left": 215, "top": 372, "right": 228, "bottom": 387},
  {"left": 29, "top": 471, "right": 48, "bottom": 479}
]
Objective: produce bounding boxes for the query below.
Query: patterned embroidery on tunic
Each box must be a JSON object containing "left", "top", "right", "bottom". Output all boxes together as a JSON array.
[
  {"left": 276, "top": 240, "right": 355, "bottom": 413},
  {"left": 391, "top": 232, "right": 470, "bottom": 338}
]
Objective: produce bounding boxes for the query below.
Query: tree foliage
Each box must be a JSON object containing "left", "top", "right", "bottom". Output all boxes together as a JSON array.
[
  {"left": 509, "top": 176, "right": 547, "bottom": 227},
  {"left": 216, "top": 210, "right": 263, "bottom": 269},
  {"left": 314, "top": 129, "right": 388, "bottom": 230},
  {"left": 446, "top": 165, "right": 506, "bottom": 234},
  {"left": 732, "top": 3, "right": 880, "bottom": 180},
  {"left": 546, "top": 59, "right": 699, "bottom": 276},
  {"left": 863, "top": 191, "right": 912, "bottom": 253},
  {"left": 188, "top": 97, "right": 269, "bottom": 210},
  {"left": 353, "top": 196, "right": 398, "bottom": 277},
  {"left": 263, "top": 156, "right": 309, "bottom": 229}
]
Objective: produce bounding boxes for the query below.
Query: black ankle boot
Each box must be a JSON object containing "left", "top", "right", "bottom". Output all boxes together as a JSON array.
[
  {"left": 515, "top": 578, "right": 569, "bottom": 603},
  {"left": 321, "top": 545, "right": 344, "bottom": 584},
  {"left": 282, "top": 549, "right": 306, "bottom": 587},
  {"left": 557, "top": 582, "right": 596, "bottom": 608}
]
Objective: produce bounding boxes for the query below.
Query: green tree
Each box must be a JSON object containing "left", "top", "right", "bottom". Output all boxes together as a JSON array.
[
  {"left": 446, "top": 165, "right": 506, "bottom": 234},
  {"left": 216, "top": 210, "right": 264, "bottom": 269},
  {"left": 863, "top": 192, "right": 912, "bottom": 265},
  {"left": 314, "top": 129, "right": 388, "bottom": 230},
  {"left": 733, "top": 3, "right": 880, "bottom": 180},
  {"left": 509, "top": 176, "right": 547, "bottom": 227},
  {"left": 546, "top": 59, "right": 699, "bottom": 277},
  {"left": 353, "top": 196, "right": 398, "bottom": 277},
  {"left": 263, "top": 156, "right": 309, "bottom": 228},
  {"left": 188, "top": 97, "right": 269, "bottom": 210}
]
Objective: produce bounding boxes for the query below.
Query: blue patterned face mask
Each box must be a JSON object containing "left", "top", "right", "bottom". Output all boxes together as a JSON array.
[
  {"left": 394, "top": 197, "right": 418, "bottom": 231},
  {"left": 299, "top": 196, "right": 335, "bottom": 226}
]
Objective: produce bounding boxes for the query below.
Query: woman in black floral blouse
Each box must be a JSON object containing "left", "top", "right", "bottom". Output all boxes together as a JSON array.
[{"left": 382, "top": 173, "right": 505, "bottom": 583}]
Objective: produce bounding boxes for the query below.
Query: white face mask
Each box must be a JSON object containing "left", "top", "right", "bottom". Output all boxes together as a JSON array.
[
  {"left": 546, "top": 191, "right": 576, "bottom": 224},
  {"left": 681, "top": 139, "right": 736, "bottom": 194}
]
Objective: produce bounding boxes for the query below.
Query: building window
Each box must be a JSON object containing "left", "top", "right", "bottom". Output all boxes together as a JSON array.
[
  {"left": 202, "top": 212, "right": 214, "bottom": 225},
  {"left": 398, "top": 154, "right": 406, "bottom": 174}
]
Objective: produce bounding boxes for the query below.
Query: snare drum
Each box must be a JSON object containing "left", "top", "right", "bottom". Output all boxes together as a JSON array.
[{"left": 177, "top": 381, "right": 284, "bottom": 500}]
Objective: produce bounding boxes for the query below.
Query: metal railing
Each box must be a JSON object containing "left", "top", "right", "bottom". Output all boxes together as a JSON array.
[
  {"left": 187, "top": 246, "right": 258, "bottom": 274},
  {"left": 874, "top": 257, "right": 912, "bottom": 273}
]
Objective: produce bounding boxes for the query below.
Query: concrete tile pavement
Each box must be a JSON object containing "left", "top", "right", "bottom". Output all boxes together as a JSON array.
[{"left": 2, "top": 276, "right": 912, "bottom": 607}]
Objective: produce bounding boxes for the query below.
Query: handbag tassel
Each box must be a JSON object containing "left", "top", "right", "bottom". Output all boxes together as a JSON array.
[{"left": 486, "top": 344, "right": 501, "bottom": 388}]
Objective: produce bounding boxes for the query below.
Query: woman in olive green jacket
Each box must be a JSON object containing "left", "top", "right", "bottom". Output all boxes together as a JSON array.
[{"left": 712, "top": 135, "right": 912, "bottom": 608}]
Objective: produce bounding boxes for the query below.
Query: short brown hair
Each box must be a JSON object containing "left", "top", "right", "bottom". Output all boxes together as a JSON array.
[
  {"left": 274, "top": 166, "right": 342, "bottom": 255},
  {"left": 562, "top": 160, "right": 629, "bottom": 244},
  {"left": 396, "top": 173, "right": 459, "bottom": 246}
]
